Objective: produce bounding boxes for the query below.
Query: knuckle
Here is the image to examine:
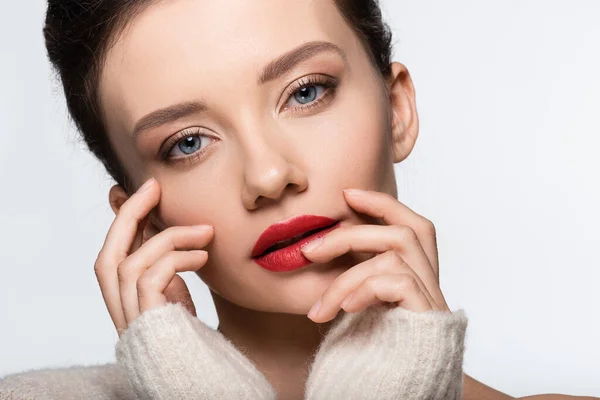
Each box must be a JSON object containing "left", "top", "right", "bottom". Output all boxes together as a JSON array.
[
  {"left": 363, "top": 275, "right": 381, "bottom": 292},
  {"left": 93, "top": 254, "right": 106, "bottom": 276},
  {"left": 379, "top": 191, "right": 395, "bottom": 202},
  {"left": 392, "top": 251, "right": 410, "bottom": 270},
  {"left": 373, "top": 252, "right": 410, "bottom": 276},
  {"left": 380, "top": 251, "right": 403, "bottom": 269},
  {"left": 395, "top": 225, "right": 418, "bottom": 244},
  {"left": 397, "top": 274, "right": 419, "bottom": 293},
  {"left": 373, "top": 258, "right": 390, "bottom": 274},
  {"left": 136, "top": 274, "right": 155, "bottom": 292},
  {"left": 421, "top": 217, "right": 436, "bottom": 237}
]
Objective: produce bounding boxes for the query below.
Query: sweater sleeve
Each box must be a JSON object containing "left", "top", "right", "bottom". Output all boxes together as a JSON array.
[
  {"left": 0, "top": 363, "right": 134, "bottom": 400},
  {"left": 304, "top": 304, "right": 468, "bottom": 400},
  {"left": 114, "top": 301, "right": 277, "bottom": 400}
]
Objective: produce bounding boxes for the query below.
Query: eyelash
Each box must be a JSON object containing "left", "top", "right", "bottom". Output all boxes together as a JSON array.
[
  {"left": 161, "top": 74, "right": 339, "bottom": 165},
  {"left": 160, "top": 128, "right": 215, "bottom": 165},
  {"left": 280, "top": 74, "right": 339, "bottom": 114}
]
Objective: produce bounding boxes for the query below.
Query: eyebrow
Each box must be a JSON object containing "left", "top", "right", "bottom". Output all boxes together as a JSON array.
[
  {"left": 133, "top": 101, "right": 207, "bottom": 141},
  {"left": 132, "top": 40, "right": 346, "bottom": 141},
  {"left": 258, "top": 40, "right": 346, "bottom": 84}
]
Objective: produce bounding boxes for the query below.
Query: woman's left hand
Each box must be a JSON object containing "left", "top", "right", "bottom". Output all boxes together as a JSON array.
[{"left": 302, "top": 188, "right": 450, "bottom": 323}]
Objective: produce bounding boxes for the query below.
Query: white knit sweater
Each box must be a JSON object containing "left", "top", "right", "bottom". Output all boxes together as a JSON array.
[{"left": 0, "top": 303, "right": 468, "bottom": 399}]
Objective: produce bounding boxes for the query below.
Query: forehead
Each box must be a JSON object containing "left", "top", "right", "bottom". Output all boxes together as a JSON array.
[{"left": 98, "top": 0, "right": 361, "bottom": 134}]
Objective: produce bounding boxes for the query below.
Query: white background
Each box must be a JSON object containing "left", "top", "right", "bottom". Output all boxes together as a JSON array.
[{"left": 0, "top": 0, "right": 598, "bottom": 396}]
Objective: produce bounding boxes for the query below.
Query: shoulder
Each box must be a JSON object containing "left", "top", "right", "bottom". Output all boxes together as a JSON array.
[
  {"left": 0, "top": 363, "right": 134, "bottom": 400},
  {"left": 519, "top": 396, "right": 599, "bottom": 400}
]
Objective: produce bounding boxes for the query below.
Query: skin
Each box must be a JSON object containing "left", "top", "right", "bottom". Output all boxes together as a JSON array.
[{"left": 91, "top": 0, "right": 597, "bottom": 399}]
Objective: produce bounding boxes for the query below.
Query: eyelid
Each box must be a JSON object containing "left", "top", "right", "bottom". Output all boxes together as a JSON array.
[
  {"left": 157, "top": 74, "right": 339, "bottom": 165},
  {"left": 279, "top": 74, "right": 339, "bottom": 113},
  {"left": 160, "top": 127, "right": 217, "bottom": 160}
]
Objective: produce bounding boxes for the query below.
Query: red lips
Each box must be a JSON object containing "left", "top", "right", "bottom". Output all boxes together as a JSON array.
[{"left": 252, "top": 215, "right": 338, "bottom": 257}]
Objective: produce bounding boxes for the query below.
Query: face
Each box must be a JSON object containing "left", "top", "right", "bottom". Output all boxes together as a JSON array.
[{"left": 99, "top": 0, "right": 418, "bottom": 314}]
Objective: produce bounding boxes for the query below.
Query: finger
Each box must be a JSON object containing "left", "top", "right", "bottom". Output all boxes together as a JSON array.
[
  {"left": 301, "top": 224, "right": 444, "bottom": 310},
  {"left": 341, "top": 273, "right": 433, "bottom": 313},
  {"left": 308, "top": 251, "right": 436, "bottom": 323},
  {"left": 343, "top": 189, "right": 439, "bottom": 279},
  {"left": 95, "top": 177, "right": 158, "bottom": 333},
  {"left": 102, "top": 178, "right": 159, "bottom": 262},
  {"left": 119, "top": 226, "right": 213, "bottom": 323},
  {"left": 130, "top": 214, "right": 150, "bottom": 254},
  {"left": 136, "top": 250, "right": 207, "bottom": 317},
  {"left": 164, "top": 275, "right": 197, "bottom": 317}
]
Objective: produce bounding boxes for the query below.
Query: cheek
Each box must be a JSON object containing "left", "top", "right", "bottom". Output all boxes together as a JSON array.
[
  {"left": 156, "top": 175, "right": 252, "bottom": 258},
  {"left": 142, "top": 83, "right": 395, "bottom": 312},
  {"left": 305, "top": 92, "right": 393, "bottom": 191},
  {"left": 155, "top": 177, "right": 228, "bottom": 227},
  {"left": 152, "top": 174, "right": 264, "bottom": 295}
]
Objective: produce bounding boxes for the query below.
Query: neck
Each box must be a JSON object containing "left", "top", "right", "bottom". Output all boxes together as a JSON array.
[{"left": 212, "top": 291, "right": 336, "bottom": 399}]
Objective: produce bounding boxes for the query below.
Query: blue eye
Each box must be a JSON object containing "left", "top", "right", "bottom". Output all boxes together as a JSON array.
[
  {"left": 176, "top": 136, "right": 202, "bottom": 155},
  {"left": 295, "top": 86, "right": 320, "bottom": 104},
  {"left": 164, "top": 131, "right": 216, "bottom": 161},
  {"left": 287, "top": 85, "right": 326, "bottom": 107},
  {"left": 282, "top": 75, "right": 339, "bottom": 112}
]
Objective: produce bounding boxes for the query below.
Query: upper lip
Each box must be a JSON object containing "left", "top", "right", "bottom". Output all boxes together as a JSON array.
[{"left": 251, "top": 215, "right": 338, "bottom": 258}]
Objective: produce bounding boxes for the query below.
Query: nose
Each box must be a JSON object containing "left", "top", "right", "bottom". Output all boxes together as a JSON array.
[{"left": 240, "top": 132, "right": 308, "bottom": 210}]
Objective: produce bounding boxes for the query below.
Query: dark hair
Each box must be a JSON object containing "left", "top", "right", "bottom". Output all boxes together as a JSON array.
[{"left": 43, "top": 0, "right": 393, "bottom": 195}]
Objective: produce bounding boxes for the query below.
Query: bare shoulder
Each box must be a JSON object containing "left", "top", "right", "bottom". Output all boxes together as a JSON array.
[
  {"left": 464, "top": 375, "right": 598, "bottom": 400},
  {"left": 0, "top": 363, "right": 133, "bottom": 400},
  {"left": 519, "top": 396, "right": 599, "bottom": 400}
]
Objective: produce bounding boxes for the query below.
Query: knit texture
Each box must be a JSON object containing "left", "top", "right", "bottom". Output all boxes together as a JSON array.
[
  {"left": 304, "top": 304, "right": 468, "bottom": 400},
  {"left": 114, "top": 302, "right": 277, "bottom": 400},
  {"left": 0, "top": 303, "right": 468, "bottom": 399},
  {"left": 0, "top": 363, "right": 134, "bottom": 400}
]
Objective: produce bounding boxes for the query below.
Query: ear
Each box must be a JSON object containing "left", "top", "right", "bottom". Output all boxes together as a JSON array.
[
  {"left": 386, "top": 62, "right": 419, "bottom": 163},
  {"left": 108, "top": 184, "right": 161, "bottom": 241}
]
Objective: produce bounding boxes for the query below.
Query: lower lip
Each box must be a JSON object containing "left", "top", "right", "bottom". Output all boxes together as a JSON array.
[{"left": 252, "top": 222, "right": 341, "bottom": 272}]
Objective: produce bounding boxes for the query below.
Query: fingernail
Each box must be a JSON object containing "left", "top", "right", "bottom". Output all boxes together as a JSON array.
[
  {"left": 308, "top": 299, "right": 322, "bottom": 320},
  {"left": 341, "top": 292, "right": 355, "bottom": 309},
  {"left": 139, "top": 178, "right": 155, "bottom": 192},
  {"left": 343, "top": 188, "right": 365, "bottom": 196},
  {"left": 301, "top": 237, "right": 323, "bottom": 253}
]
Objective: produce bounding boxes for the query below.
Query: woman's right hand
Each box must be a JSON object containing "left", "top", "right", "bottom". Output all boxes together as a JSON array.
[{"left": 93, "top": 177, "right": 214, "bottom": 337}]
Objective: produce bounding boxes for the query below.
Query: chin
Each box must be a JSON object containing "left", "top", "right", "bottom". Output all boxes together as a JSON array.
[{"left": 274, "top": 263, "right": 354, "bottom": 314}]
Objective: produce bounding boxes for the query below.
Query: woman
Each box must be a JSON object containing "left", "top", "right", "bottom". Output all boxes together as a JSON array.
[{"left": 0, "top": 1, "right": 596, "bottom": 399}]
